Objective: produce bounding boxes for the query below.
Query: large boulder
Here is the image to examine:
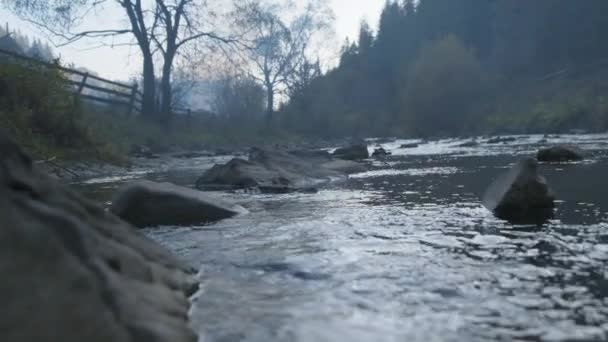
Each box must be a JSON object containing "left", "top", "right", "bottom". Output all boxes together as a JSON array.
[
  {"left": 110, "top": 180, "right": 246, "bottom": 228},
  {"left": 196, "top": 148, "right": 365, "bottom": 193},
  {"left": 196, "top": 158, "right": 279, "bottom": 191},
  {"left": 483, "top": 158, "right": 555, "bottom": 225},
  {"left": 537, "top": 145, "right": 584, "bottom": 162},
  {"left": 332, "top": 143, "right": 369, "bottom": 160},
  {"left": 0, "top": 134, "right": 198, "bottom": 342}
]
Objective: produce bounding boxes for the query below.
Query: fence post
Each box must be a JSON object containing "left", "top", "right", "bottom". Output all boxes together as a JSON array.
[
  {"left": 127, "top": 83, "right": 138, "bottom": 117},
  {"left": 70, "top": 72, "right": 89, "bottom": 117},
  {"left": 77, "top": 73, "right": 89, "bottom": 94}
]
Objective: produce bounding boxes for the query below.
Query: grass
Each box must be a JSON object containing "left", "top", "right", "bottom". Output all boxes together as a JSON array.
[
  {"left": 82, "top": 106, "right": 303, "bottom": 157},
  {"left": 0, "top": 58, "right": 303, "bottom": 164}
]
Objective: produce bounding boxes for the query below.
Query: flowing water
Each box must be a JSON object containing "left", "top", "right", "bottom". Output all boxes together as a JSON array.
[{"left": 77, "top": 134, "right": 608, "bottom": 342}]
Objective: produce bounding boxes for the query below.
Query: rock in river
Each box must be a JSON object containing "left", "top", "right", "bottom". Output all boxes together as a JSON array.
[
  {"left": 110, "top": 180, "right": 246, "bottom": 228},
  {"left": 537, "top": 145, "right": 584, "bottom": 162},
  {"left": 332, "top": 143, "right": 370, "bottom": 160},
  {"left": 0, "top": 133, "right": 198, "bottom": 342},
  {"left": 486, "top": 136, "right": 517, "bottom": 144},
  {"left": 372, "top": 147, "right": 391, "bottom": 158},
  {"left": 196, "top": 148, "right": 365, "bottom": 193},
  {"left": 458, "top": 140, "right": 480, "bottom": 148},
  {"left": 483, "top": 158, "right": 555, "bottom": 225}
]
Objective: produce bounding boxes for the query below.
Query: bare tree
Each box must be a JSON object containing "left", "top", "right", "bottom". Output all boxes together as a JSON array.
[
  {"left": 212, "top": 74, "right": 266, "bottom": 120},
  {"left": 232, "top": 0, "right": 333, "bottom": 121},
  {"left": 2, "top": 0, "right": 233, "bottom": 123},
  {"left": 152, "top": 0, "right": 237, "bottom": 119}
]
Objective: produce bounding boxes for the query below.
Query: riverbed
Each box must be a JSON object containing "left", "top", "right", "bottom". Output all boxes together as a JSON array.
[{"left": 76, "top": 134, "right": 608, "bottom": 342}]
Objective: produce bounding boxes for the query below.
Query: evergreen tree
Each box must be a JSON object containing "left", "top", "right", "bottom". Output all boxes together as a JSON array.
[{"left": 280, "top": 0, "right": 608, "bottom": 137}]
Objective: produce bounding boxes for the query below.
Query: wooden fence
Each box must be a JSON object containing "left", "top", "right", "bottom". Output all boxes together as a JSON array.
[{"left": 0, "top": 47, "right": 193, "bottom": 117}]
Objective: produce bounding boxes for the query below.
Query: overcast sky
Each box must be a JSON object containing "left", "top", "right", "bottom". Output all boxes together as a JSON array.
[{"left": 0, "top": 1, "right": 384, "bottom": 81}]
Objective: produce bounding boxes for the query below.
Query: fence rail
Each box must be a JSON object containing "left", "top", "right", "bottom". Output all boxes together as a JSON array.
[{"left": 0, "top": 47, "right": 189, "bottom": 117}]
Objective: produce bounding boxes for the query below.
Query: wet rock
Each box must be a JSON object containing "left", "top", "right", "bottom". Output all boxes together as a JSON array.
[
  {"left": 458, "top": 140, "right": 480, "bottom": 147},
  {"left": 196, "top": 148, "right": 364, "bottom": 193},
  {"left": 129, "top": 144, "right": 159, "bottom": 159},
  {"left": 287, "top": 149, "right": 332, "bottom": 162},
  {"left": 486, "top": 136, "right": 517, "bottom": 144},
  {"left": 321, "top": 159, "right": 367, "bottom": 174},
  {"left": 483, "top": 158, "right": 555, "bottom": 225},
  {"left": 332, "top": 143, "right": 369, "bottom": 160},
  {"left": 372, "top": 137, "right": 396, "bottom": 144},
  {"left": 0, "top": 134, "right": 198, "bottom": 342},
  {"left": 537, "top": 139, "right": 548, "bottom": 144},
  {"left": 533, "top": 239, "right": 560, "bottom": 254},
  {"left": 173, "top": 151, "right": 212, "bottom": 159},
  {"left": 400, "top": 143, "right": 419, "bottom": 149},
  {"left": 537, "top": 145, "right": 584, "bottom": 162},
  {"left": 36, "top": 160, "right": 127, "bottom": 182},
  {"left": 110, "top": 180, "right": 246, "bottom": 228},
  {"left": 372, "top": 147, "right": 391, "bottom": 158}
]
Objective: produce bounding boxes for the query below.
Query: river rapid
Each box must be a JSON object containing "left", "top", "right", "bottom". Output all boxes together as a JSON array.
[{"left": 76, "top": 134, "right": 608, "bottom": 342}]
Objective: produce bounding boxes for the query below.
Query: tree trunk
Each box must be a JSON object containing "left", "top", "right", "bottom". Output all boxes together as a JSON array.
[
  {"left": 159, "top": 51, "right": 175, "bottom": 123},
  {"left": 141, "top": 53, "right": 157, "bottom": 120},
  {"left": 266, "top": 86, "right": 274, "bottom": 121}
]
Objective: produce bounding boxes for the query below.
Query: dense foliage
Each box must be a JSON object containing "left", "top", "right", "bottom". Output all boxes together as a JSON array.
[
  {"left": 280, "top": 0, "right": 608, "bottom": 138},
  {"left": 0, "top": 58, "right": 90, "bottom": 153}
]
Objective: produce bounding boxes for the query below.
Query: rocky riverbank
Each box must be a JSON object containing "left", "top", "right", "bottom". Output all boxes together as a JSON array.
[{"left": 0, "top": 133, "right": 199, "bottom": 342}]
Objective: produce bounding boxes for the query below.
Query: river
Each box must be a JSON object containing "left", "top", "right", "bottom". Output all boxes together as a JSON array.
[{"left": 76, "top": 134, "right": 608, "bottom": 342}]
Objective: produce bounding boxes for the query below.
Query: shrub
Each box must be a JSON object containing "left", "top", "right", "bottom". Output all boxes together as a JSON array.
[{"left": 0, "top": 58, "right": 91, "bottom": 154}]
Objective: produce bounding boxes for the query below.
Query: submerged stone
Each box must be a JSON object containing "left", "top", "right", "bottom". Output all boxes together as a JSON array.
[
  {"left": 486, "top": 136, "right": 517, "bottom": 144},
  {"left": 333, "top": 143, "right": 370, "bottom": 160},
  {"left": 537, "top": 145, "right": 584, "bottom": 162},
  {"left": 458, "top": 140, "right": 480, "bottom": 147}
]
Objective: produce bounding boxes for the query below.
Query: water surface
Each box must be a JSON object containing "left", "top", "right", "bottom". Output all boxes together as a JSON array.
[{"left": 79, "top": 134, "right": 608, "bottom": 342}]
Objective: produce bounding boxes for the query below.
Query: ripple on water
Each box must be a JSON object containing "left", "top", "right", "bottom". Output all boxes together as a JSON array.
[{"left": 79, "top": 135, "right": 608, "bottom": 342}]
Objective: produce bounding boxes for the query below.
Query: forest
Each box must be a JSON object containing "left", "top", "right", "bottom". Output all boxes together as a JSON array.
[
  {"left": 3, "top": 0, "right": 608, "bottom": 160},
  {"left": 280, "top": 0, "right": 608, "bottom": 138}
]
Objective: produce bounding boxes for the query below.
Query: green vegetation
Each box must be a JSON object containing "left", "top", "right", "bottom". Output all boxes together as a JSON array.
[
  {"left": 280, "top": 0, "right": 608, "bottom": 138},
  {"left": 0, "top": 58, "right": 296, "bottom": 164},
  {"left": 0, "top": 59, "right": 97, "bottom": 159},
  {"left": 83, "top": 108, "right": 297, "bottom": 157},
  {"left": 4, "top": 0, "right": 608, "bottom": 159},
  {"left": 403, "top": 35, "right": 486, "bottom": 136}
]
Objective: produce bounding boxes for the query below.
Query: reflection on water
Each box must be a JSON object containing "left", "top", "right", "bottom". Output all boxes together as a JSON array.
[{"left": 80, "top": 134, "right": 608, "bottom": 342}]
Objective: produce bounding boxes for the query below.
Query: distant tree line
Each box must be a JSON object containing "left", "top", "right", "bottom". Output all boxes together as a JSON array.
[
  {"left": 0, "top": 25, "right": 55, "bottom": 61},
  {"left": 278, "top": 0, "right": 608, "bottom": 138}
]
